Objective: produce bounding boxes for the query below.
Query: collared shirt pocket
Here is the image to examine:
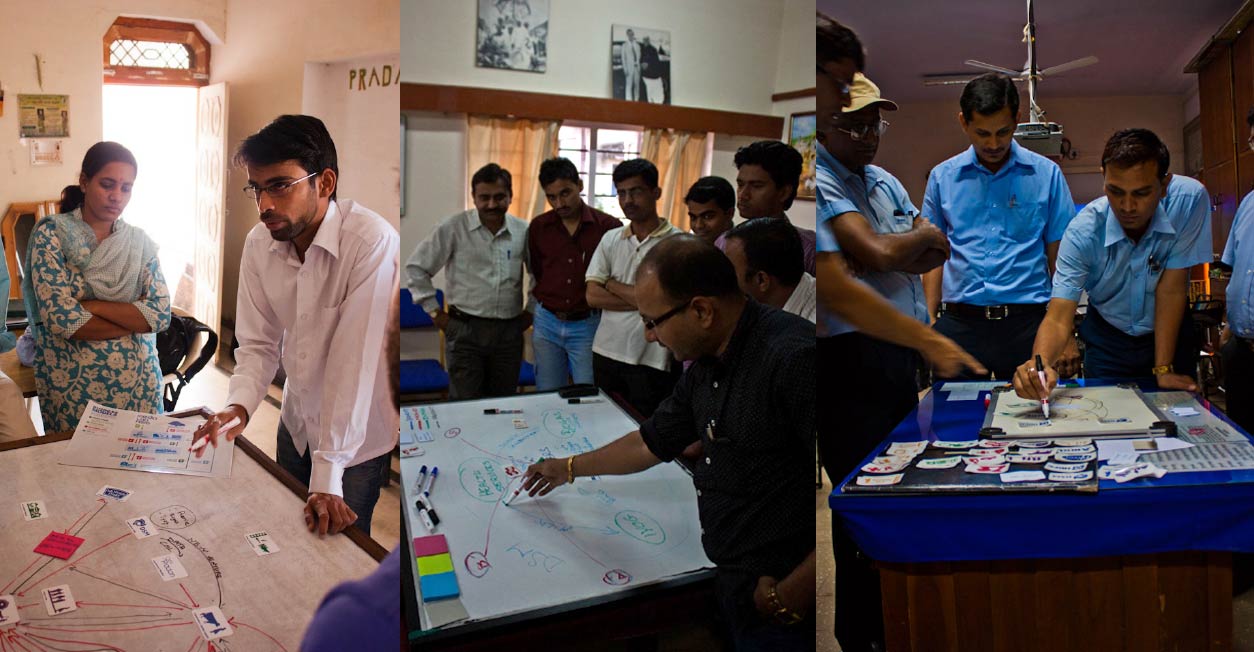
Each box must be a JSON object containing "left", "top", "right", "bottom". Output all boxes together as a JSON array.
[{"left": 1006, "top": 200, "right": 1045, "bottom": 242}]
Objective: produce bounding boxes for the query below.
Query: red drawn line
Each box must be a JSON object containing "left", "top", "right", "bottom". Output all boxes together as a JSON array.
[
  {"left": 1, "top": 630, "right": 10, "bottom": 652},
  {"left": 62, "top": 508, "right": 90, "bottom": 535},
  {"left": 22, "top": 621, "right": 193, "bottom": 634},
  {"left": 16, "top": 603, "right": 39, "bottom": 610},
  {"left": 179, "top": 582, "right": 199, "bottom": 608},
  {"left": 183, "top": 631, "right": 201, "bottom": 652},
  {"left": 20, "top": 533, "right": 130, "bottom": 594},
  {"left": 5, "top": 633, "right": 33, "bottom": 652},
  {"left": 78, "top": 601, "right": 186, "bottom": 611},
  {"left": 458, "top": 438, "right": 512, "bottom": 463},
  {"left": 11, "top": 632, "right": 52, "bottom": 652},
  {"left": 21, "top": 632, "right": 123, "bottom": 652},
  {"left": 230, "top": 618, "right": 289, "bottom": 652},
  {"left": 1, "top": 558, "right": 40, "bottom": 594}
]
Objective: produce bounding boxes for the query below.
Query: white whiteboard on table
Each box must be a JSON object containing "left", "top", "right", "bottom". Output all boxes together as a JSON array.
[
  {"left": 1, "top": 438, "right": 380, "bottom": 651},
  {"left": 400, "top": 391, "right": 713, "bottom": 629},
  {"left": 986, "top": 385, "right": 1164, "bottom": 437}
]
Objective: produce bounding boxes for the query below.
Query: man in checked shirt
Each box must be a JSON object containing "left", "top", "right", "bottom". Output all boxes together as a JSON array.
[{"left": 521, "top": 235, "right": 815, "bottom": 650}]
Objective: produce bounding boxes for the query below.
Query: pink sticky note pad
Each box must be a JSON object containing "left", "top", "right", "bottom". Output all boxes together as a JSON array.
[
  {"left": 34, "top": 532, "right": 85, "bottom": 560},
  {"left": 413, "top": 534, "right": 449, "bottom": 558}
]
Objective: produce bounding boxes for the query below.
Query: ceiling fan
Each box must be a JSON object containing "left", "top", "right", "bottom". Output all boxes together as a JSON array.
[
  {"left": 922, "top": 0, "right": 1096, "bottom": 158},
  {"left": 922, "top": 0, "right": 1097, "bottom": 124}
]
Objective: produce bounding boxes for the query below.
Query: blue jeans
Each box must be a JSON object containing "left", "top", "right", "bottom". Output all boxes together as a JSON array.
[
  {"left": 276, "top": 420, "right": 390, "bottom": 536},
  {"left": 532, "top": 304, "right": 600, "bottom": 391}
]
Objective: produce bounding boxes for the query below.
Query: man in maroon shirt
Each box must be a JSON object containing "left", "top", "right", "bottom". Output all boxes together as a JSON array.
[{"left": 528, "top": 157, "right": 623, "bottom": 390}]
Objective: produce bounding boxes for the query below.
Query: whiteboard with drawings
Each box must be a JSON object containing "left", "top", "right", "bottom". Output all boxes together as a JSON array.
[{"left": 400, "top": 391, "right": 713, "bottom": 630}]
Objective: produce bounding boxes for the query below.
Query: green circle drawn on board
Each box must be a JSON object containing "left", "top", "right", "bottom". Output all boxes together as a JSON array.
[{"left": 613, "top": 510, "right": 666, "bottom": 545}]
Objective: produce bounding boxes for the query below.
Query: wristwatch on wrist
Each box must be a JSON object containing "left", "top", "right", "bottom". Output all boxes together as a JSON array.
[
  {"left": 765, "top": 583, "right": 804, "bottom": 625},
  {"left": 1152, "top": 364, "right": 1173, "bottom": 376}
]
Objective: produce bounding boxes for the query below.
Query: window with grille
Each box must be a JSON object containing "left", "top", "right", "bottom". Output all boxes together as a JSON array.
[
  {"left": 103, "top": 18, "right": 210, "bottom": 86},
  {"left": 557, "top": 125, "right": 643, "bottom": 219}
]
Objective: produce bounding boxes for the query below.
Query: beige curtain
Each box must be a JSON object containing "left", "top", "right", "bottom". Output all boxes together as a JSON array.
[
  {"left": 641, "top": 128, "right": 708, "bottom": 232},
  {"left": 466, "top": 115, "right": 561, "bottom": 221}
]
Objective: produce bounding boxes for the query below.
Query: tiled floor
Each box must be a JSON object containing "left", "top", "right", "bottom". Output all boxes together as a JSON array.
[{"left": 817, "top": 388, "right": 1254, "bottom": 652}]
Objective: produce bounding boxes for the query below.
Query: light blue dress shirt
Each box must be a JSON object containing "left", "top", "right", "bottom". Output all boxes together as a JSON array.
[
  {"left": 1053, "top": 189, "right": 1211, "bottom": 336},
  {"left": 923, "top": 140, "right": 1075, "bottom": 306},
  {"left": 1223, "top": 189, "right": 1254, "bottom": 337},
  {"left": 816, "top": 143, "right": 928, "bottom": 337}
]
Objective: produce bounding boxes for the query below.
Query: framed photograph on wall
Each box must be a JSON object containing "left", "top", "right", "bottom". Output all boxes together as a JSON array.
[
  {"left": 788, "top": 111, "right": 817, "bottom": 200},
  {"left": 611, "top": 25, "right": 672, "bottom": 105},
  {"left": 476, "top": 0, "right": 549, "bottom": 73}
]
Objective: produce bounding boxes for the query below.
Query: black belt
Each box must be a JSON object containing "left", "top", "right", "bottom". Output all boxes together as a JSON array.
[
  {"left": 447, "top": 305, "right": 521, "bottom": 322},
  {"left": 542, "top": 305, "right": 593, "bottom": 322},
  {"left": 941, "top": 302, "right": 1047, "bottom": 321}
]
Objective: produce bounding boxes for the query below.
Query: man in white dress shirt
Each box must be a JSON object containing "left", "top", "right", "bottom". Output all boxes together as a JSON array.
[
  {"left": 723, "top": 217, "right": 816, "bottom": 323},
  {"left": 621, "top": 28, "right": 641, "bottom": 102},
  {"left": 195, "top": 115, "right": 399, "bottom": 537}
]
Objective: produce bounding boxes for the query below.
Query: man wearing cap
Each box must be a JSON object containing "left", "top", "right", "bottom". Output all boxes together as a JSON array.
[
  {"left": 821, "top": 72, "right": 948, "bottom": 483},
  {"left": 922, "top": 73, "right": 1078, "bottom": 382}
]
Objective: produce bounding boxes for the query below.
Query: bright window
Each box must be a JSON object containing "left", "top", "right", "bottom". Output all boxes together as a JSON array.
[{"left": 557, "top": 125, "right": 642, "bottom": 219}]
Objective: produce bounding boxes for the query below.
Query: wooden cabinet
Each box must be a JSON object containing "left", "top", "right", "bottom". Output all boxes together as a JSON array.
[
  {"left": 1201, "top": 160, "right": 1240, "bottom": 253},
  {"left": 1200, "top": 50, "right": 1236, "bottom": 171}
]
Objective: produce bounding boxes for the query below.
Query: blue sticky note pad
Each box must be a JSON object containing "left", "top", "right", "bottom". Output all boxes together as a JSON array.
[{"left": 419, "top": 570, "right": 460, "bottom": 601}]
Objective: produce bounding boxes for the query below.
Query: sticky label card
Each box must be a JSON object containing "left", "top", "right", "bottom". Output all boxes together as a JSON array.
[
  {"left": 963, "top": 454, "right": 1006, "bottom": 466},
  {"left": 886, "top": 441, "right": 928, "bottom": 456},
  {"left": 512, "top": 419, "right": 528, "bottom": 429},
  {"left": 1054, "top": 446, "right": 1096, "bottom": 455},
  {"left": 96, "top": 485, "right": 132, "bottom": 502},
  {"left": 416, "top": 552, "right": 455, "bottom": 576},
  {"left": 861, "top": 461, "right": 906, "bottom": 474},
  {"left": 1169, "top": 407, "right": 1200, "bottom": 417},
  {"left": 1045, "top": 461, "right": 1087, "bottom": 473},
  {"left": 1097, "top": 465, "right": 1123, "bottom": 480},
  {"left": 1000, "top": 470, "right": 1047, "bottom": 483},
  {"left": 1053, "top": 438, "right": 1092, "bottom": 447},
  {"left": 245, "top": 531, "right": 279, "bottom": 556},
  {"left": 978, "top": 440, "right": 1010, "bottom": 448},
  {"left": 1112, "top": 462, "right": 1167, "bottom": 484},
  {"left": 0, "top": 594, "right": 19, "bottom": 627},
  {"left": 916, "top": 457, "right": 963, "bottom": 469},
  {"left": 1049, "top": 471, "right": 1094, "bottom": 482},
  {"left": 41, "top": 585, "right": 77, "bottom": 616},
  {"left": 1018, "top": 421, "right": 1052, "bottom": 427},
  {"left": 151, "top": 554, "right": 188, "bottom": 581},
  {"left": 192, "top": 606, "right": 234, "bottom": 640},
  {"left": 856, "top": 473, "right": 903, "bottom": 486},
  {"left": 932, "top": 440, "right": 979, "bottom": 449},
  {"left": 1054, "top": 451, "right": 1096, "bottom": 462},
  {"left": 965, "top": 463, "right": 1010, "bottom": 474},
  {"left": 419, "top": 571, "right": 461, "bottom": 601},
  {"left": 1006, "top": 453, "right": 1051, "bottom": 464},
  {"left": 400, "top": 445, "right": 425, "bottom": 458},
  {"left": 126, "top": 517, "right": 157, "bottom": 539},
  {"left": 1015, "top": 440, "right": 1052, "bottom": 448},
  {"left": 21, "top": 501, "right": 47, "bottom": 521},
  {"left": 413, "top": 534, "right": 449, "bottom": 558},
  {"left": 414, "top": 429, "right": 434, "bottom": 442},
  {"left": 34, "top": 532, "right": 85, "bottom": 559}
]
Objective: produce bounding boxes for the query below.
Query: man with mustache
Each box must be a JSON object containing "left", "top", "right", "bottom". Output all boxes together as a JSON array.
[
  {"left": 732, "top": 140, "right": 816, "bottom": 275},
  {"left": 922, "top": 73, "right": 1079, "bottom": 382},
  {"left": 196, "top": 115, "right": 399, "bottom": 537},
  {"left": 685, "top": 175, "right": 736, "bottom": 245},
  {"left": 408, "top": 163, "right": 531, "bottom": 399},
  {"left": 1012, "top": 128, "right": 1210, "bottom": 400},
  {"left": 526, "top": 157, "right": 621, "bottom": 390},
  {"left": 586, "top": 158, "right": 681, "bottom": 418}
]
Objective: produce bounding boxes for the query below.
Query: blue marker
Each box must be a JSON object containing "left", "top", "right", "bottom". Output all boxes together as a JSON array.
[
  {"left": 414, "top": 465, "right": 428, "bottom": 496},
  {"left": 424, "top": 467, "right": 439, "bottom": 496}
]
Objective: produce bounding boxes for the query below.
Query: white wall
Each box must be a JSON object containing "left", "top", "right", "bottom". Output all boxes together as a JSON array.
[
  {"left": 303, "top": 53, "right": 402, "bottom": 229},
  {"left": 213, "top": 0, "right": 398, "bottom": 322},
  {"left": 0, "top": 0, "right": 226, "bottom": 204},
  {"left": 400, "top": 0, "right": 815, "bottom": 259}
]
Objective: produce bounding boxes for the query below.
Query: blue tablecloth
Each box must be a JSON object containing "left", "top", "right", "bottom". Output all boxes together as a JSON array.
[{"left": 829, "top": 380, "right": 1254, "bottom": 563}]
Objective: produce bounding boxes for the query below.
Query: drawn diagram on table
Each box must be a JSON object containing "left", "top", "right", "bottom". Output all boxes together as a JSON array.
[
  {"left": 1, "top": 496, "right": 286, "bottom": 651},
  {"left": 985, "top": 385, "right": 1163, "bottom": 437},
  {"left": 403, "top": 400, "right": 712, "bottom": 625},
  {"left": 997, "top": 393, "right": 1111, "bottom": 423}
]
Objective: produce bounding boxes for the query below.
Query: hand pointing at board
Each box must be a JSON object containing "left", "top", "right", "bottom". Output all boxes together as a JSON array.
[{"left": 518, "top": 457, "right": 572, "bottom": 498}]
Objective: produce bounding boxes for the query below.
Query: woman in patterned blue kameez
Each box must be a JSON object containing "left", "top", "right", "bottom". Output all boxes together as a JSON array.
[{"left": 22, "top": 141, "right": 171, "bottom": 433}]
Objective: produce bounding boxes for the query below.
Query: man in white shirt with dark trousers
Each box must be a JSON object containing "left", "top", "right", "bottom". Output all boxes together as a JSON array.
[{"left": 195, "top": 115, "right": 399, "bottom": 538}]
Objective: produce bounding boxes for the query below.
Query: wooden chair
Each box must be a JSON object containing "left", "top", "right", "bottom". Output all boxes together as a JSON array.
[{"left": 2, "top": 201, "right": 56, "bottom": 302}]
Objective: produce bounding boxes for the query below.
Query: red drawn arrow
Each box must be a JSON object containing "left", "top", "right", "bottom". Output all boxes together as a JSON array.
[{"left": 179, "top": 582, "right": 199, "bottom": 608}]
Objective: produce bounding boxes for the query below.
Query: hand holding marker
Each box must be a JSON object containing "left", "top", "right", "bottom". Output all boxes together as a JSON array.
[
  {"left": 1035, "top": 354, "right": 1051, "bottom": 419},
  {"left": 503, "top": 458, "right": 543, "bottom": 505},
  {"left": 190, "top": 416, "right": 241, "bottom": 453}
]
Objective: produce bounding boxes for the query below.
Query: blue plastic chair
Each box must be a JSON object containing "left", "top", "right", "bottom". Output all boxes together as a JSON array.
[{"left": 399, "top": 288, "right": 448, "bottom": 397}]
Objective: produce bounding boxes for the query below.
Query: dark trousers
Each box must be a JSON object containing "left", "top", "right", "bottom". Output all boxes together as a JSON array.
[
  {"left": 592, "top": 353, "right": 679, "bottom": 419},
  {"left": 714, "top": 569, "right": 813, "bottom": 651},
  {"left": 1079, "top": 307, "right": 1198, "bottom": 380},
  {"left": 276, "top": 421, "right": 390, "bottom": 536},
  {"left": 1221, "top": 337, "right": 1254, "bottom": 435},
  {"left": 444, "top": 311, "right": 526, "bottom": 400},
  {"left": 820, "top": 332, "right": 920, "bottom": 652},
  {"left": 933, "top": 307, "right": 1046, "bottom": 381}
]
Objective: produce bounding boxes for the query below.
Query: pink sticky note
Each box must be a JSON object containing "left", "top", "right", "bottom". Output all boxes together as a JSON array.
[
  {"left": 413, "top": 534, "right": 449, "bottom": 558},
  {"left": 34, "top": 532, "right": 85, "bottom": 560}
]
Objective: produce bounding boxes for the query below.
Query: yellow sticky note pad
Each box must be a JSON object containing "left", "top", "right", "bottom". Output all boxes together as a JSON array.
[{"left": 417, "top": 552, "right": 454, "bottom": 576}]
